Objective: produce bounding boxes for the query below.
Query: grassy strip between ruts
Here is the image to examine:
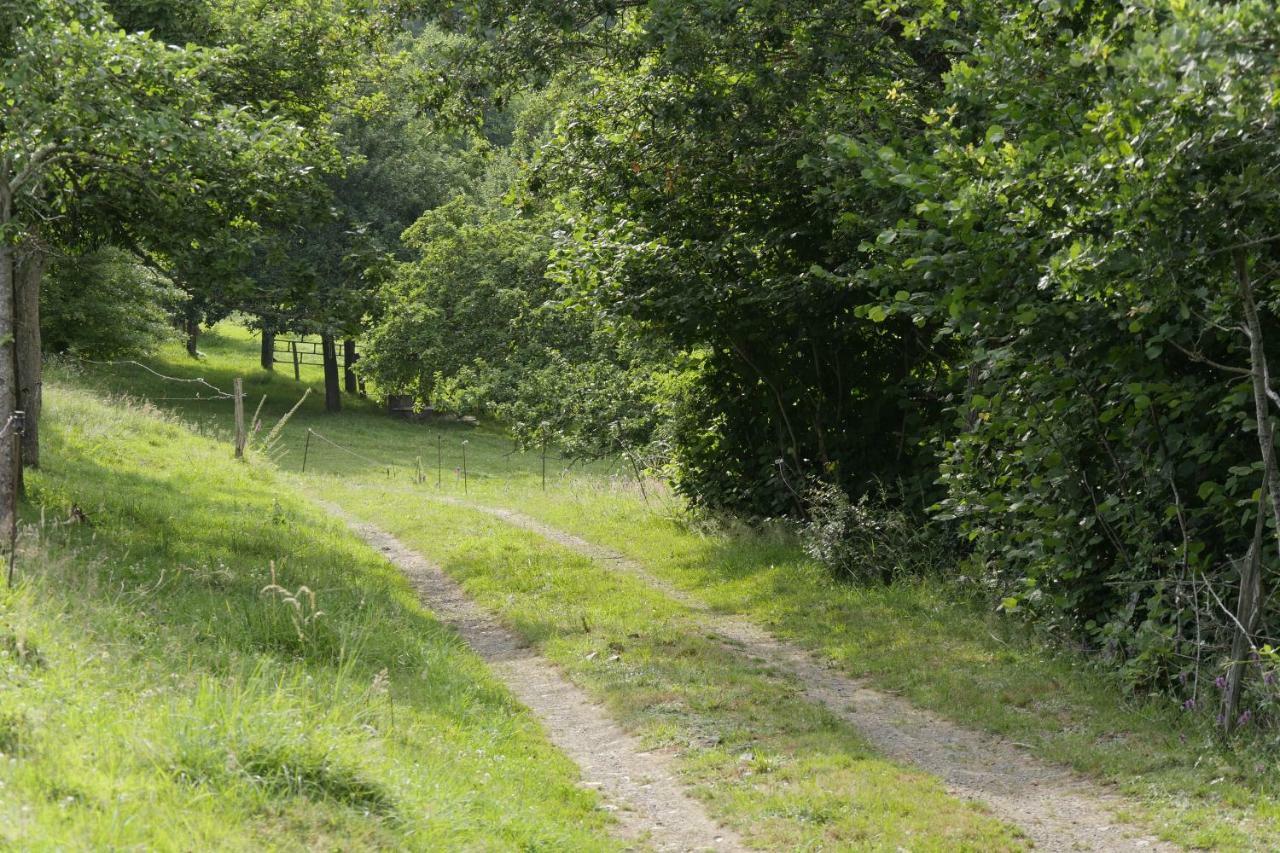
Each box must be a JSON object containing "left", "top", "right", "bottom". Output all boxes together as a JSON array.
[
  {"left": 0, "top": 381, "right": 617, "bottom": 850},
  {"left": 323, "top": 485, "right": 1030, "bottom": 851}
]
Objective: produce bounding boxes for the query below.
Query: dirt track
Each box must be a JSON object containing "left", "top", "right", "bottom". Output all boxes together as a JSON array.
[{"left": 320, "top": 500, "right": 744, "bottom": 852}]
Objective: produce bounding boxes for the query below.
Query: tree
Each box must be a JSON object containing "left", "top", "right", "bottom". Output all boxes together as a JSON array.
[
  {"left": 244, "top": 24, "right": 482, "bottom": 410},
  {"left": 1, "top": 1, "right": 217, "bottom": 497}
]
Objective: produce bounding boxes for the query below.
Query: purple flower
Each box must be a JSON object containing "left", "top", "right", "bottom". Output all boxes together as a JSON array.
[
  {"left": 1178, "top": 671, "right": 1189, "bottom": 685},
  {"left": 1265, "top": 670, "right": 1277, "bottom": 687},
  {"left": 1182, "top": 698, "right": 1196, "bottom": 711},
  {"left": 1216, "top": 713, "right": 1226, "bottom": 726},
  {"left": 1237, "top": 710, "right": 1253, "bottom": 727},
  {"left": 1214, "top": 675, "right": 1228, "bottom": 690}
]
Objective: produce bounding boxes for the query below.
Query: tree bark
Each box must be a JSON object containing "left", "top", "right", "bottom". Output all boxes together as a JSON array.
[
  {"left": 322, "top": 333, "right": 341, "bottom": 413},
  {"left": 14, "top": 237, "right": 45, "bottom": 469},
  {"left": 0, "top": 176, "right": 20, "bottom": 553},
  {"left": 185, "top": 314, "right": 200, "bottom": 358},
  {"left": 260, "top": 326, "right": 275, "bottom": 371},
  {"left": 343, "top": 338, "right": 357, "bottom": 393}
]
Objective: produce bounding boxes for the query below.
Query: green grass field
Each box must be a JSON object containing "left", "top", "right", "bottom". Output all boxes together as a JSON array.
[
  {"left": 24, "top": 322, "right": 1280, "bottom": 849},
  {"left": 3, "top": 351, "right": 619, "bottom": 849}
]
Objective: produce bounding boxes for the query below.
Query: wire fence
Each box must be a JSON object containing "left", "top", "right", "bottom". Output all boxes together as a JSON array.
[
  {"left": 298, "top": 426, "right": 651, "bottom": 501},
  {"left": 303, "top": 428, "right": 392, "bottom": 475},
  {"left": 67, "top": 357, "right": 649, "bottom": 497},
  {"left": 76, "top": 358, "right": 235, "bottom": 399}
]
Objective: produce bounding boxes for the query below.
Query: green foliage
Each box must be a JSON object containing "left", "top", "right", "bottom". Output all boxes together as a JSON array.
[
  {"left": 801, "top": 481, "right": 949, "bottom": 584},
  {"left": 534, "top": 0, "right": 958, "bottom": 515},
  {"left": 363, "top": 192, "right": 672, "bottom": 459},
  {"left": 824, "top": 0, "right": 1280, "bottom": 692},
  {"left": 245, "top": 24, "right": 483, "bottom": 340},
  {"left": 42, "top": 247, "right": 180, "bottom": 357}
]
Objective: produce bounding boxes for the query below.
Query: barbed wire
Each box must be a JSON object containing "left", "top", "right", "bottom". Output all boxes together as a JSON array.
[{"left": 75, "top": 358, "right": 234, "bottom": 399}]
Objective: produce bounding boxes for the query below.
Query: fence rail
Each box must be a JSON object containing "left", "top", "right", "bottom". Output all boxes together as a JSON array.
[{"left": 272, "top": 337, "right": 351, "bottom": 380}]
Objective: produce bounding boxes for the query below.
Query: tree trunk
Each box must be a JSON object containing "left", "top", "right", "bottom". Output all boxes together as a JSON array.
[
  {"left": 1225, "top": 249, "right": 1278, "bottom": 732},
  {"left": 260, "top": 326, "right": 275, "bottom": 371},
  {"left": 185, "top": 315, "right": 200, "bottom": 358},
  {"left": 14, "top": 238, "right": 45, "bottom": 469},
  {"left": 322, "top": 333, "right": 341, "bottom": 413},
  {"left": 0, "top": 178, "right": 20, "bottom": 555},
  {"left": 343, "top": 338, "right": 357, "bottom": 393}
]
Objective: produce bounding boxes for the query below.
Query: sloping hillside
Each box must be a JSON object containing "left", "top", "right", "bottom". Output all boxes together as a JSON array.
[{"left": 1, "top": 376, "right": 615, "bottom": 849}]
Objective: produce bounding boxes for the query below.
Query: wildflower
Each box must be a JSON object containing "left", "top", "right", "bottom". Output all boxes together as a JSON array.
[
  {"left": 1265, "top": 670, "right": 1277, "bottom": 687},
  {"left": 1214, "top": 675, "right": 1227, "bottom": 690},
  {"left": 1177, "top": 671, "right": 1189, "bottom": 685},
  {"left": 1237, "top": 709, "right": 1252, "bottom": 727},
  {"left": 1182, "top": 698, "right": 1196, "bottom": 711}
]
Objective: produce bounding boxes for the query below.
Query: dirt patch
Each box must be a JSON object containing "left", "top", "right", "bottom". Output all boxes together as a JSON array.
[
  {"left": 318, "top": 501, "right": 743, "bottom": 853},
  {"left": 447, "top": 498, "right": 1176, "bottom": 853}
]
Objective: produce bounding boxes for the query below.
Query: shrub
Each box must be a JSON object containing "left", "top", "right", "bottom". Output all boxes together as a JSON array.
[
  {"left": 801, "top": 481, "right": 950, "bottom": 583},
  {"left": 43, "top": 247, "right": 182, "bottom": 358}
]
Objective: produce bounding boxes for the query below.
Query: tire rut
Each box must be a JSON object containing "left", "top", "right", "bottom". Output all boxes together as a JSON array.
[
  {"left": 441, "top": 497, "right": 1177, "bottom": 853},
  {"left": 318, "top": 500, "right": 745, "bottom": 853}
]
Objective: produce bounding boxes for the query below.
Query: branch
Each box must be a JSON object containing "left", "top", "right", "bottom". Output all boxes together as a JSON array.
[
  {"left": 1208, "top": 233, "right": 1280, "bottom": 258},
  {"left": 1167, "top": 338, "right": 1250, "bottom": 376},
  {"left": 10, "top": 143, "right": 65, "bottom": 194}
]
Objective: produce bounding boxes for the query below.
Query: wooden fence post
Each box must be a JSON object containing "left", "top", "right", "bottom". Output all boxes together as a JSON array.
[
  {"left": 233, "top": 378, "right": 246, "bottom": 459},
  {"left": 291, "top": 340, "right": 300, "bottom": 381},
  {"left": 302, "top": 428, "right": 312, "bottom": 472}
]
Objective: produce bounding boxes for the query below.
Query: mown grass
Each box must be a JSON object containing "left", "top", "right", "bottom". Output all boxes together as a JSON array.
[
  {"left": 63, "top": 322, "right": 1280, "bottom": 849},
  {"left": 2, "top": 376, "right": 618, "bottom": 848}
]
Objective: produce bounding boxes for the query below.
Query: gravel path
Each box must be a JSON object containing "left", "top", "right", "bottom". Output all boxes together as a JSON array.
[
  {"left": 319, "top": 500, "right": 744, "bottom": 853},
  {"left": 445, "top": 498, "right": 1177, "bottom": 853}
]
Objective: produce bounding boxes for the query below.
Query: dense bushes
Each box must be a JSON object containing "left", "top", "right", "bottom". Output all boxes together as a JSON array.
[
  {"left": 858, "top": 1, "right": 1280, "bottom": 703},
  {"left": 802, "top": 481, "right": 951, "bottom": 584},
  {"left": 43, "top": 248, "right": 182, "bottom": 357},
  {"left": 360, "top": 197, "right": 675, "bottom": 457}
]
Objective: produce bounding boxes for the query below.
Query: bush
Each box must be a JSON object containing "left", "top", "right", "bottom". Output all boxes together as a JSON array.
[
  {"left": 43, "top": 247, "right": 182, "bottom": 358},
  {"left": 801, "top": 480, "right": 950, "bottom": 583}
]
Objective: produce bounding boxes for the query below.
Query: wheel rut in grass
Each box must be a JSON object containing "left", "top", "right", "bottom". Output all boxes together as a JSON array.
[
  {"left": 317, "top": 501, "right": 744, "bottom": 853},
  {"left": 443, "top": 498, "right": 1176, "bottom": 853}
]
